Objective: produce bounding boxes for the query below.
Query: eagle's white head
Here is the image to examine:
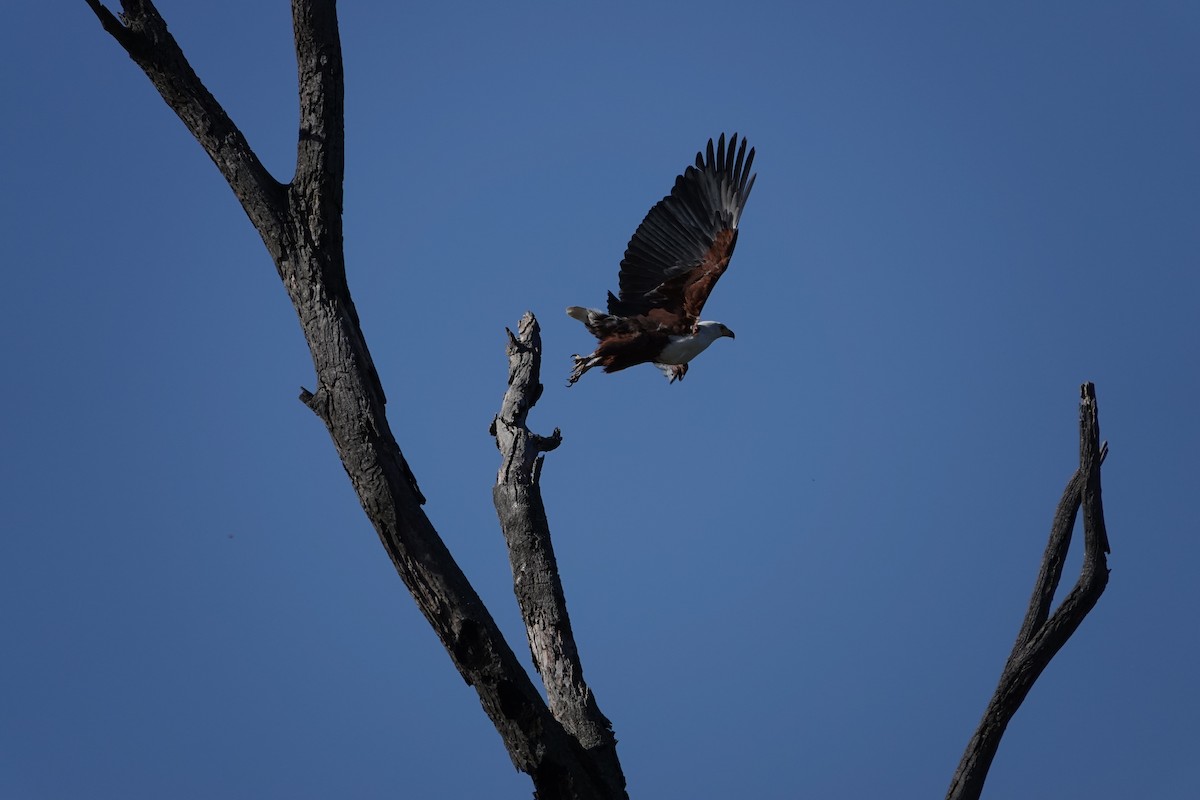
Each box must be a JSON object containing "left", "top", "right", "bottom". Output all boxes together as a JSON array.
[{"left": 695, "top": 321, "right": 736, "bottom": 342}]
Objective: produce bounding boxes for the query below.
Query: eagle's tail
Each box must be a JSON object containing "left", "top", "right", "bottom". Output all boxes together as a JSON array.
[
  {"left": 565, "top": 305, "right": 601, "bottom": 325},
  {"left": 566, "top": 306, "right": 621, "bottom": 338}
]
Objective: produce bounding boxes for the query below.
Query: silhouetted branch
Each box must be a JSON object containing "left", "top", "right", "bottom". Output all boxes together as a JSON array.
[
  {"left": 947, "top": 382, "right": 1111, "bottom": 800},
  {"left": 491, "top": 313, "right": 627, "bottom": 799}
]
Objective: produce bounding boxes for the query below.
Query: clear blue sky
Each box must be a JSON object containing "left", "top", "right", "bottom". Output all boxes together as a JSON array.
[{"left": 3, "top": 2, "right": 1197, "bottom": 798}]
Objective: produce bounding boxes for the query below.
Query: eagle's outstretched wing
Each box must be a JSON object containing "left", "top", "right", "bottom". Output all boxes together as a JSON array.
[{"left": 607, "top": 133, "right": 756, "bottom": 332}]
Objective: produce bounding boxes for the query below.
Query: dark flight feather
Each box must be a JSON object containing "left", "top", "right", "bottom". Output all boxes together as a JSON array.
[{"left": 607, "top": 133, "right": 756, "bottom": 329}]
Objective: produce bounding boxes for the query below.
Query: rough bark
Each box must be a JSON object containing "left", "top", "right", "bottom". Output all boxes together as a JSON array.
[
  {"left": 946, "top": 382, "right": 1111, "bottom": 800},
  {"left": 85, "top": 2, "right": 611, "bottom": 797},
  {"left": 491, "top": 313, "right": 627, "bottom": 799}
]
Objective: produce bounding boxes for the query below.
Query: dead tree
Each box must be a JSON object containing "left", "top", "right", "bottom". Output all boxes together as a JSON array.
[
  {"left": 84, "top": 3, "right": 1110, "bottom": 798},
  {"left": 83, "top": 2, "right": 621, "bottom": 797}
]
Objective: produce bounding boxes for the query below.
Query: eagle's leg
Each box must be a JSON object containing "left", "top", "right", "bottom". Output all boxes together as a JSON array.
[
  {"left": 657, "top": 363, "right": 688, "bottom": 383},
  {"left": 567, "top": 354, "right": 602, "bottom": 387}
]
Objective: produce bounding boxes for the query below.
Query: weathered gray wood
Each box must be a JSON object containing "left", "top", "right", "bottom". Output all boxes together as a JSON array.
[
  {"left": 85, "top": 2, "right": 611, "bottom": 797},
  {"left": 946, "top": 382, "right": 1111, "bottom": 800},
  {"left": 491, "top": 313, "right": 627, "bottom": 799}
]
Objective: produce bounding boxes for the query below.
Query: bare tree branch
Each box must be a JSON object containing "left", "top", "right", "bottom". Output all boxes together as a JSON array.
[
  {"left": 491, "top": 313, "right": 627, "bottom": 799},
  {"left": 83, "top": 0, "right": 286, "bottom": 246},
  {"left": 946, "top": 382, "right": 1111, "bottom": 800},
  {"left": 85, "top": 2, "right": 615, "bottom": 796}
]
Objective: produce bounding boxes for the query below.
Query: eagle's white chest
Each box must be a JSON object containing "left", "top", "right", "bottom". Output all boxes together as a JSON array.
[{"left": 656, "top": 330, "right": 719, "bottom": 365}]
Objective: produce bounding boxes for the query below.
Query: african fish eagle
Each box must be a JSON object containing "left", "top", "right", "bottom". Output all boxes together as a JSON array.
[{"left": 566, "top": 133, "right": 756, "bottom": 385}]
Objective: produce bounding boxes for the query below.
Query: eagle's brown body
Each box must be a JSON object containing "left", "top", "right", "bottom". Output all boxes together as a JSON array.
[{"left": 567, "top": 134, "right": 756, "bottom": 385}]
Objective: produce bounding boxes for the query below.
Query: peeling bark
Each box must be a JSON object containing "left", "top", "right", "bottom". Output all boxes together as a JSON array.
[{"left": 491, "top": 313, "right": 627, "bottom": 799}]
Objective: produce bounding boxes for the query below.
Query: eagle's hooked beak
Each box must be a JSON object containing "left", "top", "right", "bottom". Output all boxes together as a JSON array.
[{"left": 723, "top": 327, "right": 736, "bottom": 339}]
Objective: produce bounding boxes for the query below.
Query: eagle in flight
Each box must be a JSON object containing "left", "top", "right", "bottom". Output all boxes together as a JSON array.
[{"left": 567, "top": 133, "right": 756, "bottom": 385}]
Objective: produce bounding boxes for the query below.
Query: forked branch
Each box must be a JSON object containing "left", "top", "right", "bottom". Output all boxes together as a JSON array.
[
  {"left": 946, "top": 382, "right": 1111, "bottom": 800},
  {"left": 86, "top": 3, "right": 613, "bottom": 797}
]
